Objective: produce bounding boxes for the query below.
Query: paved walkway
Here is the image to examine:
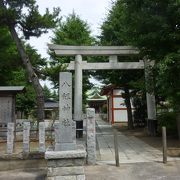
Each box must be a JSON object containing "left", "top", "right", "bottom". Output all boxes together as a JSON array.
[
  {"left": 85, "top": 161, "right": 180, "bottom": 180},
  {"left": 95, "top": 116, "right": 179, "bottom": 164}
]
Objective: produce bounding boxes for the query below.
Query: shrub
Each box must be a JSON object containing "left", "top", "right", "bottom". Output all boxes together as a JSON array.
[{"left": 157, "top": 112, "right": 177, "bottom": 136}]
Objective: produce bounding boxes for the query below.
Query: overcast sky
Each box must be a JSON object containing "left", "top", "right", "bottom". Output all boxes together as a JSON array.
[{"left": 28, "top": 0, "right": 112, "bottom": 58}]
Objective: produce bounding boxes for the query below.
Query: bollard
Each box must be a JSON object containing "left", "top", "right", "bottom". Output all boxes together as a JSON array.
[
  {"left": 162, "top": 126, "right": 167, "bottom": 163},
  {"left": 114, "top": 129, "right": 119, "bottom": 167}
]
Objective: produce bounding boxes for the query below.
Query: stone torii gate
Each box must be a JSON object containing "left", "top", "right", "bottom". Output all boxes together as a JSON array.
[{"left": 48, "top": 45, "right": 157, "bottom": 136}]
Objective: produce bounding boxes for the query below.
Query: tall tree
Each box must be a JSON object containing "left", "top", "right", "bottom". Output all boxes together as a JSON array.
[
  {"left": 0, "top": 0, "right": 60, "bottom": 122},
  {"left": 99, "top": 0, "right": 180, "bottom": 132},
  {"left": 97, "top": 1, "right": 144, "bottom": 129},
  {"left": 0, "top": 27, "right": 47, "bottom": 116},
  {"left": 47, "top": 12, "right": 95, "bottom": 108},
  {"left": 47, "top": 12, "right": 95, "bottom": 84},
  {"left": 119, "top": 0, "right": 180, "bottom": 136}
]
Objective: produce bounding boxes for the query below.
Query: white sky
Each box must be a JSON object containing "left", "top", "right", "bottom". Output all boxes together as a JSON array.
[{"left": 28, "top": 0, "right": 112, "bottom": 58}]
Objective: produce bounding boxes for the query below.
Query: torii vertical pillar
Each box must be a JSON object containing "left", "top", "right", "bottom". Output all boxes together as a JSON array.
[
  {"left": 74, "top": 55, "right": 83, "bottom": 137},
  {"left": 145, "top": 60, "right": 157, "bottom": 136}
]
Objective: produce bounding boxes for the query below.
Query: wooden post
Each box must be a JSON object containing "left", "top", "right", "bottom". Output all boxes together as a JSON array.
[
  {"left": 162, "top": 126, "right": 167, "bottom": 163},
  {"left": 114, "top": 129, "right": 119, "bottom": 167}
]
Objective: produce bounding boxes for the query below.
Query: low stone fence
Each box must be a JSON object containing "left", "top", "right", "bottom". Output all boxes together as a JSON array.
[
  {"left": 0, "top": 108, "right": 97, "bottom": 173},
  {"left": 5, "top": 122, "right": 47, "bottom": 154}
]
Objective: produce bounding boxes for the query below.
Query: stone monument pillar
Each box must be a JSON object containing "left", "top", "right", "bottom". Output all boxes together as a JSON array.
[
  {"left": 45, "top": 72, "right": 86, "bottom": 180},
  {"left": 55, "top": 72, "right": 76, "bottom": 151}
]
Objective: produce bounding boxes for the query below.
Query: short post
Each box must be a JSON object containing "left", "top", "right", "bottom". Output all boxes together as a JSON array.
[
  {"left": 162, "top": 126, "right": 167, "bottom": 163},
  {"left": 7, "top": 123, "right": 15, "bottom": 154},
  {"left": 39, "top": 122, "right": 45, "bottom": 152},
  {"left": 86, "top": 108, "right": 96, "bottom": 165},
  {"left": 23, "top": 122, "right": 30, "bottom": 153},
  {"left": 114, "top": 129, "right": 119, "bottom": 167}
]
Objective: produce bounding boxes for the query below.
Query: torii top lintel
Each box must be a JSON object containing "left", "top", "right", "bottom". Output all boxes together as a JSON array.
[{"left": 48, "top": 44, "right": 139, "bottom": 56}]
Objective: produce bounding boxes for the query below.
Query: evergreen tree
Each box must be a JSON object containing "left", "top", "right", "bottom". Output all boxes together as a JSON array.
[
  {"left": 47, "top": 12, "right": 95, "bottom": 110},
  {"left": 99, "top": 0, "right": 180, "bottom": 132}
]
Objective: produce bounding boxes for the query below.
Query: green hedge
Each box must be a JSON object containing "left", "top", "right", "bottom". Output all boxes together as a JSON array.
[{"left": 157, "top": 112, "right": 177, "bottom": 136}]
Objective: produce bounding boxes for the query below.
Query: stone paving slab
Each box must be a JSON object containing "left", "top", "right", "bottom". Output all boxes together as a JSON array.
[{"left": 96, "top": 119, "right": 180, "bottom": 164}]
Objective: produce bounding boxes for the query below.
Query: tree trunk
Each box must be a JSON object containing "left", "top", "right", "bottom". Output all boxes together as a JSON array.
[
  {"left": 124, "top": 87, "right": 134, "bottom": 129},
  {"left": 9, "top": 25, "right": 44, "bottom": 122}
]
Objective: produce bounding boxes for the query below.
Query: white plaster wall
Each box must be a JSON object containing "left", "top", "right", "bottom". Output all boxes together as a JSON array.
[{"left": 114, "top": 110, "right": 128, "bottom": 122}]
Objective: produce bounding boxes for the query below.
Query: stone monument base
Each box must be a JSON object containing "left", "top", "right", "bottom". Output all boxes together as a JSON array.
[{"left": 45, "top": 145, "right": 86, "bottom": 180}]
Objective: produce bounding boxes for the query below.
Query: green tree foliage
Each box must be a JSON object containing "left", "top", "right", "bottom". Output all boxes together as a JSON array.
[
  {"left": 7, "top": 68, "right": 36, "bottom": 117},
  {"left": 0, "top": 28, "right": 42, "bottom": 116},
  {"left": 107, "top": 0, "right": 180, "bottom": 106},
  {"left": 47, "top": 12, "right": 95, "bottom": 86},
  {"left": 51, "top": 12, "right": 94, "bottom": 46},
  {"left": 99, "top": 0, "right": 180, "bottom": 132},
  {"left": 0, "top": 27, "right": 20, "bottom": 85},
  {"left": 117, "top": 0, "right": 180, "bottom": 128},
  {"left": 47, "top": 13, "right": 95, "bottom": 110},
  {"left": 0, "top": 26, "right": 49, "bottom": 117},
  {"left": 96, "top": 1, "right": 145, "bottom": 129},
  {"left": 43, "top": 84, "right": 58, "bottom": 101},
  {"left": 43, "top": 84, "right": 52, "bottom": 101},
  {"left": 0, "top": 0, "right": 60, "bottom": 122}
]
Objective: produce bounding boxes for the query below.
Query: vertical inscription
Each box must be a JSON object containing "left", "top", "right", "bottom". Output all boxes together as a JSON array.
[{"left": 59, "top": 72, "right": 73, "bottom": 143}]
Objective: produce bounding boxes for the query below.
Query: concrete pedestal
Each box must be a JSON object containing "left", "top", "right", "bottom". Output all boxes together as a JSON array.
[{"left": 45, "top": 145, "right": 86, "bottom": 180}]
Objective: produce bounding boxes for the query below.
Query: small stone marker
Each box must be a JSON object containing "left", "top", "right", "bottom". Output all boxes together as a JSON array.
[
  {"left": 39, "top": 122, "right": 45, "bottom": 152},
  {"left": 55, "top": 72, "right": 76, "bottom": 151},
  {"left": 86, "top": 108, "right": 96, "bottom": 165},
  {"left": 7, "top": 123, "right": 15, "bottom": 154},
  {"left": 23, "top": 122, "right": 30, "bottom": 153}
]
